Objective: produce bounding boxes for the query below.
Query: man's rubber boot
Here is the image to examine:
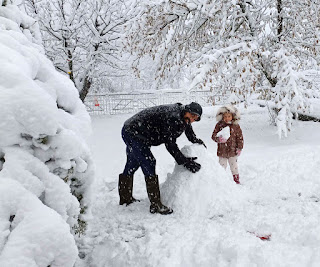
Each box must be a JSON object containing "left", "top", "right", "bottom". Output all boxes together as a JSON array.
[
  {"left": 233, "top": 174, "right": 240, "bottom": 184},
  {"left": 145, "top": 175, "right": 173, "bottom": 215},
  {"left": 118, "top": 174, "right": 139, "bottom": 205}
]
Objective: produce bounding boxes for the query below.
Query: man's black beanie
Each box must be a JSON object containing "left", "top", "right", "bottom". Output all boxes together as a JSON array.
[{"left": 184, "top": 102, "right": 202, "bottom": 121}]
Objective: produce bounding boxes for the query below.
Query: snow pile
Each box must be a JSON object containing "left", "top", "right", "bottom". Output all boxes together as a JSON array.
[
  {"left": 0, "top": 4, "right": 93, "bottom": 266},
  {"left": 161, "top": 144, "right": 248, "bottom": 218}
]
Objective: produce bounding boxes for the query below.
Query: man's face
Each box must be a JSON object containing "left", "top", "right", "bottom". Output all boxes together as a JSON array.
[{"left": 184, "top": 112, "right": 199, "bottom": 124}]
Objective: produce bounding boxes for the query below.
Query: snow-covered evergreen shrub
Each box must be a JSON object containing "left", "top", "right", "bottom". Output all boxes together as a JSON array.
[
  {"left": 0, "top": 3, "right": 94, "bottom": 265},
  {"left": 268, "top": 47, "right": 309, "bottom": 138}
]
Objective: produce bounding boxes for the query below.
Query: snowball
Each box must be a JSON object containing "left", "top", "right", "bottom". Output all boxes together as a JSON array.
[{"left": 217, "top": 126, "right": 231, "bottom": 140}]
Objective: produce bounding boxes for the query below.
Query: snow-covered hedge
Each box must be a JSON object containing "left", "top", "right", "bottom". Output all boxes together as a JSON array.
[{"left": 0, "top": 4, "right": 94, "bottom": 266}]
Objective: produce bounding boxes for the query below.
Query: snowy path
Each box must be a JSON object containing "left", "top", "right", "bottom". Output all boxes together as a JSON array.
[{"left": 78, "top": 105, "right": 320, "bottom": 267}]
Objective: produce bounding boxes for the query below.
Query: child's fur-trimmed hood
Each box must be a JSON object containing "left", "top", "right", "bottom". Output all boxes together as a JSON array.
[{"left": 216, "top": 104, "right": 241, "bottom": 125}]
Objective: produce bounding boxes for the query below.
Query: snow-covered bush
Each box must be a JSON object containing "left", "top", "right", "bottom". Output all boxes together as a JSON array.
[
  {"left": 0, "top": 3, "right": 94, "bottom": 265},
  {"left": 268, "top": 48, "right": 309, "bottom": 138},
  {"left": 0, "top": 179, "right": 78, "bottom": 267}
]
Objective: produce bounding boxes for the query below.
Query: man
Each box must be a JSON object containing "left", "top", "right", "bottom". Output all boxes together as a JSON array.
[{"left": 119, "top": 102, "right": 206, "bottom": 215}]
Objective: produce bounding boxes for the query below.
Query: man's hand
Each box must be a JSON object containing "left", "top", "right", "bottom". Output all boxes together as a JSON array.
[
  {"left": 183, "top": 157, "right": 201, "bottom": 173},
  {"left": 236, "top": 149, "right": 242, "bottom": 156},
  {"left": 195, "top": 139, "right": 207, "bottom": 148}
]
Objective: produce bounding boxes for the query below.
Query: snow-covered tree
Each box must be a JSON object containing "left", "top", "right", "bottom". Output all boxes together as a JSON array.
[
  {"left": 25, "top": 0, "right": 138, "bottom": 101},
  {"left": 128, "top": 0, "right": 320, "bottom": 137},
  {"left": 0, "top": 3, "right": 93, "bottom": 265}
]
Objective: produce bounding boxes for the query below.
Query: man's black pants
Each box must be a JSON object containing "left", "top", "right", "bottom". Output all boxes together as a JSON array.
[{"left": 122, "top": 127, "right": 156, "bottom": 177}]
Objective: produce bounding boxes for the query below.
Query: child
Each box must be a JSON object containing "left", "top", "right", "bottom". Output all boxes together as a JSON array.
[{"left": 211, "top": 105, "right": 244, "bottom": 184}]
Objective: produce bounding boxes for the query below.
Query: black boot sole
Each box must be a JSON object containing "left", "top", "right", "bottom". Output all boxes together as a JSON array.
[{"left": 150, "top": 208, "right": 173, "bottom": 215}]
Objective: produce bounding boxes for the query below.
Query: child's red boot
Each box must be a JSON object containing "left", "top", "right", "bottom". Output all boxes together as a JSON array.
[{"left": 233, "top": 174, "right": 240, "bottom": 184}]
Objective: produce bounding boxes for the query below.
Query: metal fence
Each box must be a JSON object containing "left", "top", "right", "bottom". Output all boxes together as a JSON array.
[{"left": 84, "top": 90, "right": 229, "bottom": 115}]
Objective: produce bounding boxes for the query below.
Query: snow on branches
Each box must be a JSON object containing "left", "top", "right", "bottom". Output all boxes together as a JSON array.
[
  {"left": 25, "top": 0, "right": 139, "bottom": 100},
  {"left": 270, "top": 48, "right": 307, "bottom": 137},
  {"left": 0, "top": 4, "right": 94, "bottom": 265},
  {"left": 128, "top": 0, "right": 320, "bottom": 137}
]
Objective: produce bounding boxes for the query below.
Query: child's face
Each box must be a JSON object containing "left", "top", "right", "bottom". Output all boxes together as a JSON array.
[{"left": 223, "top": 112, "right": 233, "bottom": 123}]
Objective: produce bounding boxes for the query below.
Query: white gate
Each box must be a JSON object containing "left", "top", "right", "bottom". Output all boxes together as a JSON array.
[{"left": 84, "top": 90, "right": 229, "bottom": 115}]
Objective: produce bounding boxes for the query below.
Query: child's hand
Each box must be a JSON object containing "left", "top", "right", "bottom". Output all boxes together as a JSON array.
[
  {"left": 236, "top": 149, "right": 242, "bottom": 156},
  {"left": 218, "top": 136, "right": 227, "bottom": 143}
]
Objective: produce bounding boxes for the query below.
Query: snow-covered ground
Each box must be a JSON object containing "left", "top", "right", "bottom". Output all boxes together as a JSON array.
[{"left": 80, "top": 104, "right": 320, "bottom": 267}]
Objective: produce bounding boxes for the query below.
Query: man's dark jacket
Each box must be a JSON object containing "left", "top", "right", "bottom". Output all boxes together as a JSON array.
[{"left": 123, "top": 103, "right": 200, "bottom": 165}]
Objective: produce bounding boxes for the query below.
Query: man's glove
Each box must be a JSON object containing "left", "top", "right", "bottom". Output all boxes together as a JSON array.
[
  {"left": 183, "top": 157, "right": 201, "bottom": 173},
  {"left": 195, "top": 139, "right": 207, "bottom": 148}
]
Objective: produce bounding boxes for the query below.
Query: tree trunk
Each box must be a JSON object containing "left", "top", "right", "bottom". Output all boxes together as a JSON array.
[
  {"left": 79, "top": 42, "right": 100, "bottom": 102},
  {"left": 277, "top": 0, "right": 283, "bottom": 40},
  {"left": 257, "top": 54, "right": 277, "bottom": 87},
  {"left": 63, "top": 36, "right": 75, "bottom": 84},
  {"left": 67, "top": 49, "right": 75, "bottom": 83},
  {"left": 79, "top": 76, "right": 92, "bottom": 102}
]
